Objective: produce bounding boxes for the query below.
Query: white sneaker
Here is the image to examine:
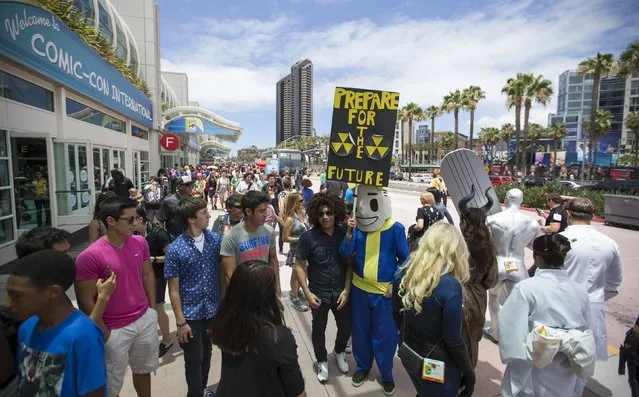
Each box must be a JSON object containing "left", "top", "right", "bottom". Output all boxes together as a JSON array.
[
  {"left": 316, "top": 361, "right": 329, "bottom": 383},
  {"left": 334, "top": 351, "right": 349, "bottom": 373}
]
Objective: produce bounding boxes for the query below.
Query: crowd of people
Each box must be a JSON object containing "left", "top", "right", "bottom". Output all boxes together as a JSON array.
[{"left": 0, "top": 161, "right": 636, "bottom": 397}]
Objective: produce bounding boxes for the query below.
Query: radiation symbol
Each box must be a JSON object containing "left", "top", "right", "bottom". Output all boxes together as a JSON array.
[
  {"left": 364, "top": 134, "right": 390, "bottom": 160},
  {"left": 331, "top": 132, "right": 355, "bottom": 156}
]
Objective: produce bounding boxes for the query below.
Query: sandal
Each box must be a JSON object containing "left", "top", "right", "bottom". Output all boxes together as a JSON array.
[{"left": 290, "top": 296, "right": 308, "bottom": 312}]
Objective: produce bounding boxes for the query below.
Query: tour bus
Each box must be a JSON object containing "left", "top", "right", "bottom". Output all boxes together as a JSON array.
[
  {"left": 260, "top": 148, "right": 307, "bottom": 174},
  {"left": 400, "top": 163, "right": 441, "bottom": 177}
]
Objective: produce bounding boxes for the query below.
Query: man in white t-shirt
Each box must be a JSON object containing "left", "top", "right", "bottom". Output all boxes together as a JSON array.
[{"left": 235, "top": 173, "right": 258, "bottom": 195}]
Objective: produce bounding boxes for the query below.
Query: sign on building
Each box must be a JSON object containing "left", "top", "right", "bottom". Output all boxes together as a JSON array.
[
  {"left": 326, "top": 87, "right": 400, "bottom": 187},
  {"left": 266, "top": 158, "right": 280, "bottom": 175}
]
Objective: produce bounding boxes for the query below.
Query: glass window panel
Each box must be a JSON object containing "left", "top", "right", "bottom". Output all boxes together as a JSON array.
[
  {"left": 0, "top": 130, "right": 7, "bottom": 157},
  {"left": 73, "top": 0, "right": 95, "bottom": 21},
  {"left": 568, "top": 76, "right": 583, "bottom": 84},
  {"left": 568, "top": 93, "right": 582, "bottom": 101},
  {"left": 0, "top": 160, "right": 9, "bottom": 188},
  {"left": 140, "top": 151, "right": 150, "bottom": 184},
  {"left": 66, "top": 98, "right": 124, "bottom": 133},
  {"left": 131, "top": 125, "right": 149, "bottom": 140},
  {"left": 129, "top": 42, "right": 138, "bottom": 73},
  {"left": 0, "top": 217, "right": 14, "bottom": 245},
  {"left": 115, "top": 21, "right": 127, "bottom": 61},
  {"left": 0, "top": 71, "right": 54, "bottom": 111},
  {"left": 0, "top": 187, "right": 12, "bottom": 217},
  {"left": 97, "top": 1, "right": 113, "bottom": 46}
]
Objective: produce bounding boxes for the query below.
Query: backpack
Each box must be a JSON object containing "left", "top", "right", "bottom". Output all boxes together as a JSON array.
[
  {"left": 215, "top": 213, "right": 230, "bottom": 236},
  {"left": 143, "top": 183, "right": 162, "bottom": 205},
  {"left": 146, "top": 225, "right": 172, "bottom": 273}
]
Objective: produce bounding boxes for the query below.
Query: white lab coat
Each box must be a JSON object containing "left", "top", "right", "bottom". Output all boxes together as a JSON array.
[
  {"left": 561, "top": 225, "right": 623, "bottom": 361},
  {"left": 499, "top": 269, "right": 591, "bottom": 397}
]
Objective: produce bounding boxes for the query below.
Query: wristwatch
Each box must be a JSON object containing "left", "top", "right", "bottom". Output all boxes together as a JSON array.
[{"left": 152, "top": 256, "right": 157, "bottom": 264}]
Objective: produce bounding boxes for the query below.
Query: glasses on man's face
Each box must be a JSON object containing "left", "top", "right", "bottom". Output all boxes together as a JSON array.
[
  {"left": 320, "top": 211, "right": 334, "bottom": 217},
  {"left": 117, "top": 216, "right": 142, "bottom": 224}
]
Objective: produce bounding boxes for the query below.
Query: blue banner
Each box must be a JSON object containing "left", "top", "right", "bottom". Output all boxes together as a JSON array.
[
  {"left": 166, "top": 115, "right": 237, "bottom": 137},
  {"left": 0, "top": 2, "right": 153, "bottom": 127}
]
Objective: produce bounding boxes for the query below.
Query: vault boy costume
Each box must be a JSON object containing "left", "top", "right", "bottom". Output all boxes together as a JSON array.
[{"left": 340, "top": 185, "right": 409, "bottom": 387}]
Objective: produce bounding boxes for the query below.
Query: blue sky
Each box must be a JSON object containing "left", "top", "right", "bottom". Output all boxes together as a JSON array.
[{"left": 158, "top": 0, "right": 638, "bottom": 154}]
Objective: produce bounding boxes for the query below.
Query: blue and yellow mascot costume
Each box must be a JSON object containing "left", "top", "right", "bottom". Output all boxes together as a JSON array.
[{"left": 340, "top": 185, "right": 409, "bottom": 388}]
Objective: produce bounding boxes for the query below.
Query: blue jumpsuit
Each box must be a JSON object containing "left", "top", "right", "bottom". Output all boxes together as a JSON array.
[{"left": 340, "top": 218, "right": 409, "bottom": 383}]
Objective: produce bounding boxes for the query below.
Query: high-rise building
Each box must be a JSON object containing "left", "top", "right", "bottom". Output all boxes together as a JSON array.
[
  {"left": 276, "top": 59, "right": 313, "bottom": 145},
  {"left": 548, "top": 70, "right": 593, "bottom": 152},
  {"left": 276, "top": 75, "right": 292, "bottom": 144}
]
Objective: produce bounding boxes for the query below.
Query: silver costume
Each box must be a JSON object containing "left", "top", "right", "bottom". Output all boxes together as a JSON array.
[{"left": 485, "top": 189, "right": 541, "bottom": 341}]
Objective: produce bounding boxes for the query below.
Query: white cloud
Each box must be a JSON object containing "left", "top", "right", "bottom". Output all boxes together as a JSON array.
[{"left": 161, "top": 0, "right": 636, "bottom": 139}]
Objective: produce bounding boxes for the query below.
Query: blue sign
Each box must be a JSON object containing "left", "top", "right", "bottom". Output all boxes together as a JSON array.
[
  {"left": 0, "top": 2, "right": 153, "bottom": 127},
  {"left": 166, "top": 115, "right": 237, "bottom": 137}
]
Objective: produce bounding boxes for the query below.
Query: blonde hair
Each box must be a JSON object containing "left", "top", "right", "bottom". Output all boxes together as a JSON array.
[
  {"left": 284, "top": 193, "right": 303, "bottom": 220},
  {"left": 419, "top": 192, "right": 435, "bottom": 206},
  {"left": 398, "top": 222, "right": 469, "bottom": 314}
]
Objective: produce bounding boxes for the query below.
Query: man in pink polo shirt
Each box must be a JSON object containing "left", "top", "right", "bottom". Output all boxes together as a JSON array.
[{"left": 75, "top": 196, "right": 158, "bottom": 397}]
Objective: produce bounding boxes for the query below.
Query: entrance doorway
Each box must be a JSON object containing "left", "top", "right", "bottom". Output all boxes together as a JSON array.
[{"left": 10, "top": 136, "right": 51, "bottom": 230}]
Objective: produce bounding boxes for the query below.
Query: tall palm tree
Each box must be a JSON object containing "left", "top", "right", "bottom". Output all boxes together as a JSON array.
[
  {"left": 624, "top": 111, "right": 639, "bottom": 173},
  {"left": 578, "top": 52, "right": 616, "bottom": 172},
  {"left": 443, "top": 90, "right": 464, "bottom": 149},
  {"left": 462, "top": 85, "right": 486, "bottom": 150},
  {"left": 618, "top": 40, "right": 639, "bottom": 77},
  {"left": 584, "top": 109, "right": 614, "bottom": 179},
  {"left": 479, "top": 127, "right": 501, "bottom": 165},
  {"left": 502, "top": 74, "right": 527, "bottom": 172},
  {"left": 440, "top": 132, "right": 456, "bottom": 156},
  {"left": 522, "top": 74, "right": 553, "bottom": 170},
  {"left": 398, "top": 103, "right": 424, "bottom": 181},
  {"left": 547, "top": 122, "right": 568, "bottom": 177},
  {"left": 424, "top": 105, "right": 442, "bottom": 162}
]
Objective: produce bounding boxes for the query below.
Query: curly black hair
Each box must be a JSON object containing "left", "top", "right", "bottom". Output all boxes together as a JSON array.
[
  {"left": 306, "top": 193, "right": 347, "bottom": 229},
  {"left": 460, "top": 208, "right": 497, "bottom": 276}
]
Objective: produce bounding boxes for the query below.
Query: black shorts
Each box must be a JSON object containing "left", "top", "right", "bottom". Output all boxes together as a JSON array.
[{"left": 155, "top": 271, "right": 167, "bottom": 304}]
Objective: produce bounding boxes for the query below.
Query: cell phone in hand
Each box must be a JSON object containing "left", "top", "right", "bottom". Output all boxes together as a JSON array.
[
  {"left": 105, "top": 264, "right": 112, "bottom": 278},
  {"left": 535, "top": 208, "right": 543, "bottom": 216}
]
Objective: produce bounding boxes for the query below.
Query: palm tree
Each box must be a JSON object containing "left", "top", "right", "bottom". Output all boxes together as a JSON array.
[
  {"left": 398, "top": 103, "right": 424, "bottom": 181},
  {"left": 578, "top": 52, "right": 616, "bottom": 172},
  {"left": 479, "top": 127, "right": 501, "bottom": 164},
  {"left": 522, "top": 74, "right": 553, "bottom": 171},
  {"left": 462, "top": 85, "right": 486, "bottom": 150},
  {"left": 440, "top": 132, "right": 456, "bottom": 157},
  {"left": 499, "top": 123, "right": 514, "bottom": 173},
  {"left": 547, "top": 122, "right": 568, "bottom": 177},
  {"left": 424, "top": 105, "right": 442, "bottom": 162},
  {"left": 527, "top": 123, "right": 546, "bottom": 154},
  {"left": 624, "top": 111, "right": 639, "bottom": 173},
  {"left": 618, "top": 40, "right": 639, "bottom": 77},
  {"left": 502, "top": 74, "right": 527, "bottom": 172},
  {"left": 584, "top": 109, "right": 614, "bottom": 179},
  {"left": 443, "top": 90, "right": 464, "bottom": 149}
]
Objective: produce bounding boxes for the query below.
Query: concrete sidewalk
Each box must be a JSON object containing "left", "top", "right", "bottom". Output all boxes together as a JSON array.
[{"left": 114, "top": 257, "right": 629, "bottom": 397}]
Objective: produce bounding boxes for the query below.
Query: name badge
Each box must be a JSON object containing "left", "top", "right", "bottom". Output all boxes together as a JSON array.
[
  {"left": 499, "top": 257, "right": 519, "bottom": 273},
  {"left": 422, "top": 357, "right": 445, "bottom": 383}
]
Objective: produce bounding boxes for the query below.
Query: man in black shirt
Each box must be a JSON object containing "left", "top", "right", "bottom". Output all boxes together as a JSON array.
[
  {"left": 540, "top": 193, "right": 568, "bottom": 234},
  {"left": 107, "top": 169, "right": 134, "bottom": 198},
  {"left": 157, "top": 177, "right": 194, "bottom": 238},
  {"left": 295, "top": 193, "right": 352, "bottom": 383}
]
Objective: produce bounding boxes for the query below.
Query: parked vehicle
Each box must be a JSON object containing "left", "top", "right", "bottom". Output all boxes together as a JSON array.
[
  {"left": 524, "top": 176, "right": 552, "bottom": 187},
  {"left": 489, "top": 175, "right": 515, "bottom": 186},
  {"left": 410, "top": 173, "right": 432, "bottom": 183},
  {"left": 390, "top": 171, "right": 404, "bottom": 181},
  {"left": 559, "top": 181, "right": 583, "bottom": 190},
  {"left": 587, "top": 179, "right": 639, "bottom": 194}
]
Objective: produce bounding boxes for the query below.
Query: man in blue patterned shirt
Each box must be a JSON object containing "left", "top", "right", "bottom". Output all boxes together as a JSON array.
[{"left": 164, "top": 197, "right": 221, "bottom": 397}]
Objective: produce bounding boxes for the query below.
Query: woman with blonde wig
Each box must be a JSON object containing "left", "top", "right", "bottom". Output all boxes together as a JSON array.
[{"left": 392, "top": 223, "right": 475, "bottom": 397}]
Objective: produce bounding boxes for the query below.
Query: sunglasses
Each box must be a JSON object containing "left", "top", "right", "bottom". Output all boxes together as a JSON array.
[
  {"left": 320, "top": 210, "right": 334, "bottom": 217},
  {"left": 117, "top": 216, "right": 142, "bottom": 224}
]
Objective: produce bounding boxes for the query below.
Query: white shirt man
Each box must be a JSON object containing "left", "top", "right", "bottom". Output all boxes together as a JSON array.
[{"left": 560, "top": 198, "right": 623, "bottom": 362}]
